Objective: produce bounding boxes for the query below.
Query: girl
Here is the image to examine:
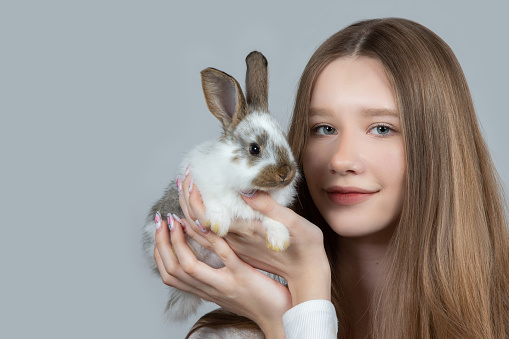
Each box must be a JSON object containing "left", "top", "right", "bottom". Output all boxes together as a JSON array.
[{"left": 153, "top": 18, "right": 509, "bottom": 338}]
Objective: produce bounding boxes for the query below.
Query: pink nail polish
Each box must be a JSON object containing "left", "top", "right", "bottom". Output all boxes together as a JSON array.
[
  {"left": 196, "top": 220, "right": 209, "bottom": 234},
  {"left": 172, "top": 214, "right": 183, "bottom": 225},
  {"left": 176, "top": 176, "right": 182, "bottom": 193},
  {"left": 155, "top": 211, "right": 161, "bottom": 230},
  {"left": 185, "top": 164, "right": 190, "bottom": 177},
  {"left": 174, "top": 215, "right": 186, "bottom": 230},
  {"left": 167, "top": 213, "right": 174, "bottom": 231}
]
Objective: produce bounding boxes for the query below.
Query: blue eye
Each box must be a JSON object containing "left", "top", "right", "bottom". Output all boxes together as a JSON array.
[
  {"left": 370, "top": 124, "right": 393, "bottom": 136},
  {"left": 313, "top": 125, "right": 337, "bottom": 135}
]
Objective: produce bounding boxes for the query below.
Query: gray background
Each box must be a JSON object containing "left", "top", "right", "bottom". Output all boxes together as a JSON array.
[{"left": 1, "top": 0, "right": 508, "bottom": 338}]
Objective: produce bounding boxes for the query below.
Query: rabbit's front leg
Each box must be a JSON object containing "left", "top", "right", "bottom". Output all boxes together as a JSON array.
[
  {"left": 262, "top": 217, "right": 290, "bottom": 252},
  {"left": 203, "top": 201, "right": 232, "bottom": 237}
]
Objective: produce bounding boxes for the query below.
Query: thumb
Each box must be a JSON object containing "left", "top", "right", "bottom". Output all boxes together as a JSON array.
[{"left": 241, "top": 191, "right": 296, "bottom": 224}]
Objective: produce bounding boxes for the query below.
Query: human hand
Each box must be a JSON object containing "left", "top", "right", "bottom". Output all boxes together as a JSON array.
[
  {"left": 234, "top": 191, "right": 331, "bottom": 306},
  {"left": 154, "top": 207, "right": 291, "bottom": 338},
  {"left": 180, "top": 173, "right": 331, "bottom": 308}
]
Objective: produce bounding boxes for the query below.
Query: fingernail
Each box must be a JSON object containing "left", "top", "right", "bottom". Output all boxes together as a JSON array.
[
  {"left": 172, "top": 214, "right": 183, "bottom": 224},
  {"left": 155, "top": 211, "right": 161, "bottom": 230},
  {"left": 173, "top": 214, "right": 185, "bottom": 230},
  {"left": 189, "top": 175, "right": 193, "bottom": 193},
  {"left": 167, "top": 213, "right": 174, "bottom": 231},
  {"left": 176, "top": 176, "right": 182, "bottom": 193},
  {"left": 196, "top": 220, "right": 209, "bottom": 234},
  {"left": 241, "top": 190, "right": 258, "bottom": 200},
  {"left": 185, "top": 164, "right": 190, "bottom": 177}
]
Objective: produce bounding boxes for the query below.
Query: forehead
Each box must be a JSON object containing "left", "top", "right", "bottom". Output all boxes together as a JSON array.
[{"left": 310, "top": 56, "right": 397, "bottom": 117}]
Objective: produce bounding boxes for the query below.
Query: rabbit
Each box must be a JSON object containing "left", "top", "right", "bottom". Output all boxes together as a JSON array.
[{"left": 142, "top": 51, "right": 298, "bottom": 322}]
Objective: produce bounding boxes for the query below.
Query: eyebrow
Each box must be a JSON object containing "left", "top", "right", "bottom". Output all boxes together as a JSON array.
[
  {"left": 308, "top": 107, "right": 400, "bottom": 119},
  {"left": 308, "top": 108, "right": 333, "bottom": 118},
  {"left": 362, "top": 108, "right": 400, "bottom": 119}
]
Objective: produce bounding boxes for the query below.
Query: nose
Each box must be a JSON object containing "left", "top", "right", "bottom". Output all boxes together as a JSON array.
[
  {"left": 277, "top": 165, "right": 292, "bottom": 182},
  {"left": 329, "top": 131, "right": 365, "bottom": 175}
]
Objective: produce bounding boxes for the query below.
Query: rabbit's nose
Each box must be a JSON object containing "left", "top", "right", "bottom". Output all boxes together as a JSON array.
[{"left": 277, "top": 166, "right": 291, "bottom": 182}]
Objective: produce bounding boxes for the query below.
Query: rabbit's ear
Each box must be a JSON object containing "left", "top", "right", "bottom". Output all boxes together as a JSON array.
[
  {"left": 201, "top": 68, "right": 247, "bottom": 130},
  {"left": 245, "top": 51, "right": 268, "bottom": 113}
]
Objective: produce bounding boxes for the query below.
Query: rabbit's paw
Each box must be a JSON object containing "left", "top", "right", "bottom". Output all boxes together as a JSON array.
[
  {"left": 263, "top": 218, "right": 290, "bottom": 252},
  {"left": 205, "top": 209, "right": 231, "bottom": 237}
]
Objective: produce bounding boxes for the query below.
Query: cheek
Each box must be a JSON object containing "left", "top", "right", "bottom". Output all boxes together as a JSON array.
[
  {"left": 368, "top": 141, "right": 406, "bottom": 182},
  {"left": 370, "top": 143, "right": 407, "bottom": 216},
  {"left": 302, "top": 143, "right": 329, "bottom": 186}
]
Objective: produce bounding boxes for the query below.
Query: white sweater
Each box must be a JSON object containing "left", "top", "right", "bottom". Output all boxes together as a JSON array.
[{"left": 283, "top": 299, "right": 338, "bottom": 338}]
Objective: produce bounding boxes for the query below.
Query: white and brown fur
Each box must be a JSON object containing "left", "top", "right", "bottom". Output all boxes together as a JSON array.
[{"left": 142, "top": 51, "right": 298, "bottom": 322}]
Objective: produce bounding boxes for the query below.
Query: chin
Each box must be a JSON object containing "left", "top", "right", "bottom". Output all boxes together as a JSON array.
[
  {"left": 316, "top": 195, "right": 401, "bottom": 240},
  {"left": 325, "top": 212, "right": 398, "bottom": 240}
]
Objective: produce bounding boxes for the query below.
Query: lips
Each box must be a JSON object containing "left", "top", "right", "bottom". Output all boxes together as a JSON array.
[{"left": 325, "top": 186, "right": 379, "bottom": 206}]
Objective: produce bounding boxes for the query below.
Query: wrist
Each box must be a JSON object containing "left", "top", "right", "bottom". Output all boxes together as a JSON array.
[
  {"left": 287, "top": 263, "right": 331, "bottom": 306},
  {"left": 257, "top": 318, "right": 286, "bottom": 339}
]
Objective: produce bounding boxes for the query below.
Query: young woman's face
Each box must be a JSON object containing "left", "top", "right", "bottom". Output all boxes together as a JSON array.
[{"left": 303, "top": 56, "right": 406, "bottom": 239}]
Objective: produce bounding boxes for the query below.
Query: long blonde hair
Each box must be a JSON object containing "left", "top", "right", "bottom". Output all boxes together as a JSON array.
[{"left": 289, "top": 18, "right": 509, "bottom": 338}]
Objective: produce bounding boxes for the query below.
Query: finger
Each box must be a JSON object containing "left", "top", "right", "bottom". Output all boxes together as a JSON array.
[
  {"left": 170, "top": 216, "right": 218, "bottom": 279},
  {"left": 154, "top": 216, "right": 180, "bottom": 276},
  {"left": 154, "top": 246, "right": 191, "bottom": 291},
  {"left": 178, "top": 194, "right": 192, "bottom": 226},
  {"left": 154, "top": 215, "right": 203, "bottom": 284},
  {"left": 180, "top": 172, "right": 209, "bottom": 235},
  {"left": 180, "top": 171, "right": 198, "bottom": 221},
  {"left": 177, "top": 169, "right": 192, "bottom": 221},
  {"left": 171, "top": 215, "right": 245, "bottom": 275},
  {"left": 190, "top": 222, "right": 248, "bottom": 273},
  {"left": 159, "top": 216, "right": 225, "bottom": 293},
  {"left": 241, "top": 191, "right": 299, "bottom": 229},
  {"left": 181, "top": 218, "right": 215, "bottom": 252},
  {"left": 154, "top": 247, "right": 213, "bottom": 302},
  {"left": 187, "top": 184, "right": 211, "bottom": 232}
]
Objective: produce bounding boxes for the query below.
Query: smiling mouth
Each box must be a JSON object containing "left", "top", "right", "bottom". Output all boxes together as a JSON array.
[
  {"left": 327, "top": 192, "right": 376, "bottom": 205},
  {"left": 325, "top": 187, "right": 379, "bottom": 206}
]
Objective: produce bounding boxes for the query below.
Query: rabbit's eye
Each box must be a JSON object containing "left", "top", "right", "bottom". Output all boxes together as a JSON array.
[{"left": 249, "top": 143, "right": 261, "bottom": 156}]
